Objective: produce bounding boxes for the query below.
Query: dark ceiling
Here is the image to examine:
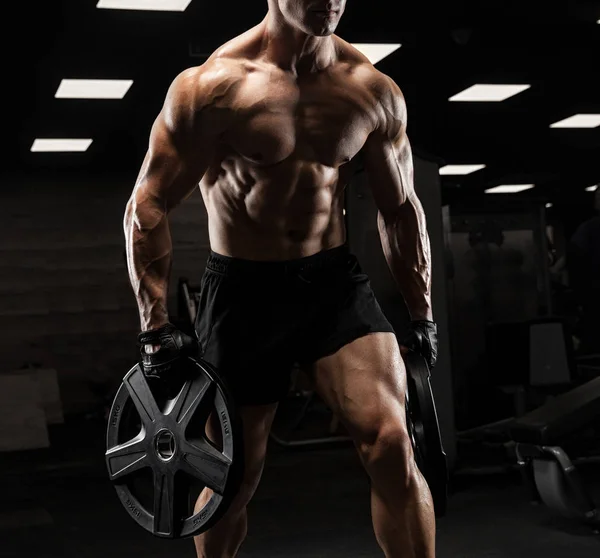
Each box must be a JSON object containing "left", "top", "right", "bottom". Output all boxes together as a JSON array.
[{"left": 8, "top": 0, "right": 600, "bottom": 204}]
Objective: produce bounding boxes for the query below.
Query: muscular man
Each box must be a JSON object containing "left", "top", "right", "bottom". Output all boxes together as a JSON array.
[{"left": 124, "top": 1, "right": 438, "bottom": 556}]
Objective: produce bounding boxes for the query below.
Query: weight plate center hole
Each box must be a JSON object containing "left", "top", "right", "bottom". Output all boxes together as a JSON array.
[{"left": 155, "top": 429, "right": 177, "bottom": 462}]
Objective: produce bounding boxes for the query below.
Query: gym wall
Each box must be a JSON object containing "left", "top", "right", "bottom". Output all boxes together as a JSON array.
[{"left": 0, "top": 172, "right": 209, "bottom": 415}]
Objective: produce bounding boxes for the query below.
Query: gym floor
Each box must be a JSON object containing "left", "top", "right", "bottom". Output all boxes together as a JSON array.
[{"left": 1, "top": 420, "right": 599, "bottom": 558}]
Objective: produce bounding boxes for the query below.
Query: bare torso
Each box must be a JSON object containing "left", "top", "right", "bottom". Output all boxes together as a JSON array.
[{"left": 197, "top": 25, "right": 384, "bottom": 260}]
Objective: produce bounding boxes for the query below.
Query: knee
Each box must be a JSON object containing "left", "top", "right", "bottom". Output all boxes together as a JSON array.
[{"left": 356, "top": 417, "right": 415, "bottom": 483}]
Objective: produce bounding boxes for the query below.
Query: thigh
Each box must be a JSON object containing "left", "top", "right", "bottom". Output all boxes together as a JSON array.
[{"left": 306, "top": 332, "right": 407, "bottom": 440}]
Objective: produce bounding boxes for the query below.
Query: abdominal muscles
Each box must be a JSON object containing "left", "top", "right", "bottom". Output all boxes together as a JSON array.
[{"left": 200, "top": 153, "right": 347, "bottom": 259}]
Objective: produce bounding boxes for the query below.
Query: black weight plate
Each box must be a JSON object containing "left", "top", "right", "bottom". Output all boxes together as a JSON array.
[
  {"left": 105, "top": 357, "right": 243, "bottom": 538},
  {"left": 404, "top": 351, "right": 448, "bottom": 517}
]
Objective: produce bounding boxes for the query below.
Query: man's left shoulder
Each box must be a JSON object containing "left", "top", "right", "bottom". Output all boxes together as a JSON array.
[
  {"left": 362, "top": 68, "right": 405, "bottom": 110},
  {"left": 334, "top": 39, "right": 404, "bottom": 103}
]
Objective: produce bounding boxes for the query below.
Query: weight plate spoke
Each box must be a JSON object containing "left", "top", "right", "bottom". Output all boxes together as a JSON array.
[
  {"left": 168, "top": 373, "right": 214, "bottom": 429},
  {"left": 179, "top": 439, "right": 231, "bottom": 495},
  {"left": 124, "top": 366, "right": 161, "bottom": 427},
  {"left": 106, "top": 432, "right": 149, "bottom": 481},
  {"left": 153, "top": 470, "right": 176, "bottom": 537}
]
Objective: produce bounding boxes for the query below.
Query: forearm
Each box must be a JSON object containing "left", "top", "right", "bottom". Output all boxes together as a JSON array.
[
  {"left": 124, "top": 196, "right": 173, "bottom": 331},
  {"left": 378, "top": 195, "right": 433, "bottom": 321}
]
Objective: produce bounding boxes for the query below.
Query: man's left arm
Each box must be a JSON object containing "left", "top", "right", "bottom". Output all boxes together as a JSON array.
[
  {"left": 362, "top": 77, "right": 432, "bottom": 321},
  {"left": 361, "top": 76, "right": 437, "bottom": 365}
]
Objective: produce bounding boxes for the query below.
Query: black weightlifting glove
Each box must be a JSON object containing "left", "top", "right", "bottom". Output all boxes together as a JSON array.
[
  {"left": 137, "top": 323, "right": 198, "bottom": 381},
  {"left": 401, "top": 320, "right": 438, "bottom": 370}
]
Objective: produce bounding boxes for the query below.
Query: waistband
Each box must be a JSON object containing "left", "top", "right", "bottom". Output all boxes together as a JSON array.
[{"left": 206, "top": 244, "right": 351, "bottom": 277}]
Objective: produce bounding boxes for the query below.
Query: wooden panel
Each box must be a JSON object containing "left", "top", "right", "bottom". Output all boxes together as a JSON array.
[
  {"left": 0, "top": 374, "right": 49, "bottom": 451},
  {"left": 7, "top": 368, "right": 64, "bottom": 425}
]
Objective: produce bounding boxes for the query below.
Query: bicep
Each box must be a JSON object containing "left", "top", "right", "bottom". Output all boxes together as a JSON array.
[
  {"left": 362, "top": 127, "right": 415, "bottom": 219},
  {"left": 130, "top": 69, "right": 221, "bottom": 213},
  {"left": 361, "top": 72, "right": 419, "bottom": 218},
  {"left": 133, "top": 115, "right": 213, "bottom": 212}
]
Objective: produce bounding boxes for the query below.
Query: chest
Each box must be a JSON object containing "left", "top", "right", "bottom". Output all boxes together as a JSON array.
[{"left": 226, "top": 72, "right": 373, "bottom": 167}]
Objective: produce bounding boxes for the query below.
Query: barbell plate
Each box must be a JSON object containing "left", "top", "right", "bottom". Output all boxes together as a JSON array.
[{"left": 106, "top": 357, "right": 243, "bottom": 538}]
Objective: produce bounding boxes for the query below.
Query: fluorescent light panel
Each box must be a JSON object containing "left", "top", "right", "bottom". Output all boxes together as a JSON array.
[
  {"left": 439, "top": 164, "right": 486, "bottom": 175},
  {"left": 550, "top": 114, "right": 600, "bottom": 128},
  {"left": 450, "top": 84, "right": 530, "bottom": 102},
  {"left": 586, "top": 185, "right": 598, "bottom": 192},
  {"left": 31, "top": 139, "right": 93, "bottom": 152},
  {"left": 96, "top": 0, "right": 192, "bottom": 10},
  {"left": 485, "top": 184, "right": 534, "bottom": 194},
  {"left": 55, "top": 79, "right": 133, "bottom": 99},
  {"left": 351, "top": 43, "right": 401, "bottom": 65}
]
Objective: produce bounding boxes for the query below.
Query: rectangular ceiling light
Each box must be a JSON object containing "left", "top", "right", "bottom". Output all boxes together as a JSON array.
[
  {"left": 439, "top": 164, "right": 486, "bottom": 175},
  {"left": 30, "top": 139, "right": 93, "bottom": 152},
  {"left": 97, "top": 0, "right": 192, "bottom": 11},
  {"left": 485, "top": 184, "right": 534, "bottom": 194},
  {"left": 550, "top": 114, "right": 600, "bottom": 128},
  {"left": 586, "top": 185, "right": 598, "bottom": 192},
  {"left": 351, "top": 43, "right": 401, "bottom": 65},
  {"left": 55, "top": 79, "right": 133, "bottom": 99},
  {"left": 449, "top": 84, "right": 530, "bottom": 102}
]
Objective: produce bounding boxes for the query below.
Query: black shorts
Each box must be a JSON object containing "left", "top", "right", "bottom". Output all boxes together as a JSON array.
[{"left": 194, "top": 244, "right": 395, "bottom": 406}]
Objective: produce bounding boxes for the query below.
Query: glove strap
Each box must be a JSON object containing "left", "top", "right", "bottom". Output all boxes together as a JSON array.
[
  {"left": 411, "top": 319, "right": 436, "bottom": 328},
  {"left": 138, "top": 323, "right": 175, "bottom": 348}
]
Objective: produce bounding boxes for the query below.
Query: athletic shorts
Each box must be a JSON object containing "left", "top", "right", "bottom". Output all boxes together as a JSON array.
[{"left": 194, "top": 243, "right": 395, "bottom": 406}]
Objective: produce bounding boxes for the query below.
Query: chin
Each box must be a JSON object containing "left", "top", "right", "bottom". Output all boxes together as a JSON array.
[{"left": 306, "top": 23, "right": 337, "bottom": 37}]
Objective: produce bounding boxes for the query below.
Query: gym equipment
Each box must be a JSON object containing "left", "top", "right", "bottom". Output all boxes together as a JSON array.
[
  {"left": 405, "top": 351, "right": 448, "bottom": 517},
  {"left": 510, "top": 375, "right": 600, "bottom": 528},
  {"left": 515, "top": 445, "right": 599, "bottom": 525},
  {"left": 105, "top": 357, "right": 243, "bottom": 538},
  {"left": 446, "top": 201, "right": 553, "bottom": 428}
]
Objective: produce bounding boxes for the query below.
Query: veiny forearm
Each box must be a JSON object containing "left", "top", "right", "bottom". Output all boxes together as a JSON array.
[
  {"left": 124, "top": 196, "right": 173, "bottom": 331},
  {"left": 378, "top": 195, "right": 432, "bottom": 321}
]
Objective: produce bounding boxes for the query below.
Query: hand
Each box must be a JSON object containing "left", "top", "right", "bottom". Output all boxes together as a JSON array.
[
  {"left": 137, "top": 323, "right": 198, "bottom": 381},
  {"left": 400, "top": 320, "right": 438, "bottom": 370}
]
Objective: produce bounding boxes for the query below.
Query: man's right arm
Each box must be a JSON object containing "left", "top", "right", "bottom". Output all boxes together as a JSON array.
[{"left": 124, "top": 66, "right": 226, "bottom": 333}]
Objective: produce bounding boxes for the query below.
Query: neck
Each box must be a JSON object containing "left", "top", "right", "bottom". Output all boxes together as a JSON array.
[{"left": 260, "top": 12, "right": 336, "bottom": 74}]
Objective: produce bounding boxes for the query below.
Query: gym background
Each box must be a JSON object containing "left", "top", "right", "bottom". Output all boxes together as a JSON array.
[{"left": 2, "top": 1, "right": 600, "bottom": 556}]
